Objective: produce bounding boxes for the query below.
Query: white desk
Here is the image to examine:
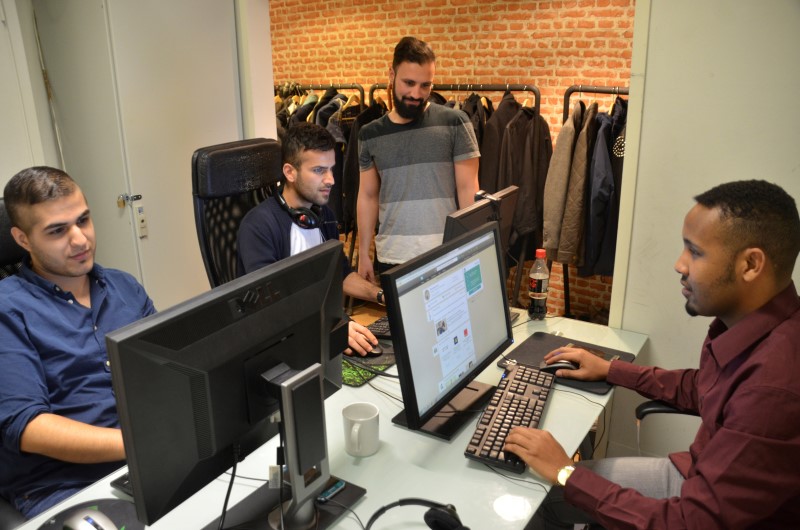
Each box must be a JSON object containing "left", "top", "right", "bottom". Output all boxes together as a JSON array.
[{"left": 18, "top": 311, "right": 647, "bottom": 529}]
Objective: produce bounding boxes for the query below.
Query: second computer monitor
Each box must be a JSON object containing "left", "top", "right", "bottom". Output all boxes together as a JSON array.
[
  {"left": 381, "top": 222, "right": 513, "bottom": 440},
  {"left": 443, "top": 185, "right": 519, "bottom": 260}
]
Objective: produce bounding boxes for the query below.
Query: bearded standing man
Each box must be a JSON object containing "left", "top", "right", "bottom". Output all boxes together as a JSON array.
[{"left": 357, "top": 36, "right": 480, "bottom": 281}]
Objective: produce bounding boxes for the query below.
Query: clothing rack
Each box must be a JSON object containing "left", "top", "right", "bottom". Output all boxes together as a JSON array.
[
  {"left": 284, "top": 83, "right": 367, "bottom": 111},
  {"left": 369, "top": 82, "right": 541, "bottom": 308},
  {"left": 369, "top": 83, "right": 541, "bottom": 115},
  {"left": 560, "top": 84, "right": 629, "bottom": 319}
]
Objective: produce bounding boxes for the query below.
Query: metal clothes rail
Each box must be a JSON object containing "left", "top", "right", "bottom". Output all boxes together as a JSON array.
[
  {"left": 560, "top": 84, "right": 629, "bottom": 319},
  {"left": 281, "top": 83, "right": 366, "bottom": 111},
  {"left": 369, "top": 83, "right": 541, "bottom": 115}
]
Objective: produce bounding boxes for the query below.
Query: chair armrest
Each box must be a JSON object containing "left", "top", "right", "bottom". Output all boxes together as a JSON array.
[
  {"left": 0, "top": 496, "right": 25, "bottom": 530},
  {"left": 635, "top": 400, "right": 699, "bottom": 421}
]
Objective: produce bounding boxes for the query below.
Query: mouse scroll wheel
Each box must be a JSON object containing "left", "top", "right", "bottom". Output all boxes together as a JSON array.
[{"left": 84, "top": 516, "right": 106, "bottom": 530}]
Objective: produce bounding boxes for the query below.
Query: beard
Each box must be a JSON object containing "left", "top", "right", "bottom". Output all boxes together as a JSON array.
[{"left": 392, "top": 81, "right": 427, "bottom": 121}]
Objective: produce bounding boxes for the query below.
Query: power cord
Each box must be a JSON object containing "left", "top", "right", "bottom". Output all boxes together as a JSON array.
[
  {"left": 217, "top": 443, "right": 243, "bottom": 530},
  {"left": 315, "top": 498, "right": 367, "bottom": 529}
]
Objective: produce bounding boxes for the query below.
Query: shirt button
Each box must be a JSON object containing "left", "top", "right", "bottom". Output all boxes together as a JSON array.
[
  {"left": 106, "top": 360, "right": 111, "bottom": 367},
  {"left": 94, "top": 325, "right": 98, "bottom": 331},
  {"left": 67, "top": 299, "right": 73, "bottom": 304}
]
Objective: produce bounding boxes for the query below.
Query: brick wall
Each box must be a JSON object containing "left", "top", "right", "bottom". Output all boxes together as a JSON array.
[{"left": 271, "top": 0, "right": 636, "bottom": 324}]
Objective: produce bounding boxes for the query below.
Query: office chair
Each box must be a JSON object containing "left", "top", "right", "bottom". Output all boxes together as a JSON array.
[
  {"left": 0, "top": 202, "right": 30, "bottom": 528},
  {"left": 0, "top": 198, "right": 28, "bottom": 280},
  {"left": 191, "top": 138, "right": 282, "bottom": 288}
]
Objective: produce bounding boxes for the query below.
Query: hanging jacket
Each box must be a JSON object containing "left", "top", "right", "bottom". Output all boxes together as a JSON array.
[
  {"left": 543, "top": 101, "right": 585, "bottom": 262},
  {"left": 497, "top": 106, "right": 552, "bottom": 249},
  {"left": 557, "top": 101, "right": 599, "bottom": 266},
  {"left": 479, "top": 92, "right": 520, "bottom": 193}
]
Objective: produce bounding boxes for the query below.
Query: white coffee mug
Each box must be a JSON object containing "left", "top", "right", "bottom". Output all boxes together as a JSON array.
[{"left": 342, "top": 402, "right": 380, "bottom": 457}]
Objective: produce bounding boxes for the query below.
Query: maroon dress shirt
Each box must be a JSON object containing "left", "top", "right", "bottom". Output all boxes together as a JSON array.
[{"left": 566, "top": 282, "right": 800, "bottom": 529}]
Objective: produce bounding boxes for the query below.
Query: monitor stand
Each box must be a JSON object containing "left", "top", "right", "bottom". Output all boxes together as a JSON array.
[
  {"left": 392, "top": 380, "right": 495, "bottom": 440},
  {"left": 200, "top": 476, "right": 365, "bottom": 530}
]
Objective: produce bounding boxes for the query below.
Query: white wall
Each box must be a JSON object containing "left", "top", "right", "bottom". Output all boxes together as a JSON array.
[
  {"left": 607, "top": 0, "right": 800, "bottom": 457},
  {"left": 0, "top": 0, "right": 60, "bottom": 186}
]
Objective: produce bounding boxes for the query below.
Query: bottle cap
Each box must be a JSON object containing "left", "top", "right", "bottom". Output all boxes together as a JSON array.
[{"left": 535, "top": 248, "right": 546, "bottom": 259}]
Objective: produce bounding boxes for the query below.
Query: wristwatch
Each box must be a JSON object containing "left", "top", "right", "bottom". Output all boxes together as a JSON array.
[
  {"left": 556, "top": 465, "right": 575, "bottom": 487},
  {"left": 376, "top": 289, "right": 385, "bottom": 306}
]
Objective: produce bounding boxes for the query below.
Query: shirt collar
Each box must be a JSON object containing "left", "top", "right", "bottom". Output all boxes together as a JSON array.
[
  {"left": 19, "top": 256, "right": 107, "bottom": 297},
  {"left": 707, "top": 282, "right": 800, "bottom": 367}
]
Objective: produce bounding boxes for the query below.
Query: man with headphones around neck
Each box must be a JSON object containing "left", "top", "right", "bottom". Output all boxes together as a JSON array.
[{"left": 237, "top": 122, "right": 381, "bottom": 356}]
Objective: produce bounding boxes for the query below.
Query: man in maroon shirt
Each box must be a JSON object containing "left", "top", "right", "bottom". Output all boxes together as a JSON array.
[{"left": 506, "top": 180, "right": 800, "bottom": 529}]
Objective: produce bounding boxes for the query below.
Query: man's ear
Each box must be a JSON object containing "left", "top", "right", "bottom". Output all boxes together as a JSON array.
[
  {"left": 10, "top": 226, "right": 32, "bottom": 253},
  {"left": 740, "top": 247, "right": 766, "bottom": 282},
  {"left": 282, "top": 162, "right": 297, "bottom": 184},
  {"left": 388, "top": 67, "right": 395, "bottom": 84}
]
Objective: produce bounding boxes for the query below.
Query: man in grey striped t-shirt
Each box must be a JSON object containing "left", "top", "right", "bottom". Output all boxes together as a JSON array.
[{"left": 357, "top": 36, "right": 480, "bottom": 282}]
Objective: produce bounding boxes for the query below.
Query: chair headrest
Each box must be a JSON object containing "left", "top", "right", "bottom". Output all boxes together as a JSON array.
[{"left": 192, "top": 138, "right": 282, "bottom": 199}]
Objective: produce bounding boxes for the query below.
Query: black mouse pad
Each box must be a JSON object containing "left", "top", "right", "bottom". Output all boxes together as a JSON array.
[
  {"left": 497, "top": 331, "right": 635, "bottom": 395},
  {"left": 341, "top": 341, "right": 396, "bottom": 387},
  {"left": 38, "top": 497, "right": 144, "bottom": 530}
]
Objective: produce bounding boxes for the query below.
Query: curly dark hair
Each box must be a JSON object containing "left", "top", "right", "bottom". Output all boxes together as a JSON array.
[{"left": 694, "top": 180, "right": 800, "bottom": 280}]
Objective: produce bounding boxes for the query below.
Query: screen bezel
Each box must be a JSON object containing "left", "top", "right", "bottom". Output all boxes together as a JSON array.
[
  {"left": 443, "top": 185, "right": 519, "bottom": 259},
  {"left": 107, "top": 240, "right": 344, "bottom": 525},
  {"left": 381, "top": 222, "right": 513, "bottom": 432}
]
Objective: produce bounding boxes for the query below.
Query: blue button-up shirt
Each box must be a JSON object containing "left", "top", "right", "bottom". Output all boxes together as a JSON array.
[{"left": 0, "top": 260, "right": 156, "bottom": 506}]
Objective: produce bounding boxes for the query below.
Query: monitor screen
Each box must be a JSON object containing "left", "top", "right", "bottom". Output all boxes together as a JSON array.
[
  {"left": 443, "top": 185, "right": 519, "bottom": 261},
  {"left": 106, "top": 240, "right": 346, "bottom": 525},
  {"left": 381, "top": 223, "right": 513, "bottom": 440}
]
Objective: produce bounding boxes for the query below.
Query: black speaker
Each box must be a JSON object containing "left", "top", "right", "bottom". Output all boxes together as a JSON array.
[{"left": 364, "top": 498, "right": 469, "bottom": 530}]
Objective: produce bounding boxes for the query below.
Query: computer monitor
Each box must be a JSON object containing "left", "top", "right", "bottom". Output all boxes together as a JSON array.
[
  {"left": 442, "top": 185, "right": 519, "bottom": 262},
  {"left": 107, "top": 240, "right": 348, "bottom": 527},
  {"left": 381, "top": 222, "right": 513, "bottom": 440}
]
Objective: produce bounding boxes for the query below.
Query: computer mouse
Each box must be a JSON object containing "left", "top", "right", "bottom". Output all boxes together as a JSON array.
[
  {"left": 62, "top": 508, "right": 119, "bottom": 530},
  {"left": 365, "top": 343, "right": 383, "bottom": 357},
  {"left": 539, "top": 359, "right": 579, "bottom": 374}
]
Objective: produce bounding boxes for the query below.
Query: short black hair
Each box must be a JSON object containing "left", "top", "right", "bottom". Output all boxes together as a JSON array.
[
  {"left": 4, "top": 166, "right": 78, "bottom": 231},
  {"left": 392, "top": 36, "right": 436, "bottom": 71},
  {"left": 281, "top": 123, "right": 336, "bottom": 169},
  {"left": 694, "top": 180, "right": 800, "bottom": 280}
]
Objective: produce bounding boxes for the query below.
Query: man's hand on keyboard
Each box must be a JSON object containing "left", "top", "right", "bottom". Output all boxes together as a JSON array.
[
  {"left": 503, "top": 427, "right": 573, "bottom": 485},
  {"left": 542, "top": 346, "right": 612, "bottom": 381},
  {"left": 345, "top": 321, "right": 378, "bottom": 357}
]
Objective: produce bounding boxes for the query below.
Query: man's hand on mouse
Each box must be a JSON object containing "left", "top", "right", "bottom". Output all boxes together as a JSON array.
[
  {"left": 344, "top": 321, "right": 378, "bottom": 357},
  {"left": 543, "top": 346, "right": 612, "bottom": 381}
]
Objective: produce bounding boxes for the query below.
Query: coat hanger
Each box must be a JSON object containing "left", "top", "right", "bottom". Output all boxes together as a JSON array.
[{"left": 343, "top": 93, "right": 360, "bottom": 110}]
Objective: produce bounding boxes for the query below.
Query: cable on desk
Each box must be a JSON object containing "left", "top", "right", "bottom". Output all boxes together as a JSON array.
[
  {"left": 551, "top": 387, "right": 608, "bottom": 457},
  {"left": 482, "top": 463, "right": 549, "bottom": 494},
  {"left": 316, "top": 498, "right": 367, "bottom": 530}
]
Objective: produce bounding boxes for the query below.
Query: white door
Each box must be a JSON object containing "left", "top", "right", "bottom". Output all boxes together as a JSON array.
[
  {"left": 30, "top": 0, "right": 140, "bottom": 277},
  {"left": 32, "top": 0, "right": 243, "bottom": 309}
]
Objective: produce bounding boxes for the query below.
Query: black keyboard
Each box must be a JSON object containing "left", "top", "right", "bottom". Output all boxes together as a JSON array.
[
  {"left": 367, "top": 315, "right": 391, "bottom": 339},
  {"left": 464, "top": 365, "right": 554, "bottom": 473},
  {"left": 110, "top": 471, "right": 133, "bottom": 497}
]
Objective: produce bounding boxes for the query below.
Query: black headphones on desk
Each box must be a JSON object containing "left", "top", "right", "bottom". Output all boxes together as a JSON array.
[
  {"left": 274, "top": 182, "right": 323, "bottom": 230},
  {"left": 365, "top": 498, "right": 470, "bottom": 530}
]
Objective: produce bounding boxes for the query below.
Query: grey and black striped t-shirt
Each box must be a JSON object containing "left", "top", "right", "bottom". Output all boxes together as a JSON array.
[{"left": 358, "top": 103, "right": 480, "bottom": 264}]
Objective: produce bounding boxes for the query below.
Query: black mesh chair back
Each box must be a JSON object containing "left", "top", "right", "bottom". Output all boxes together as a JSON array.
[
  {"left": 192, "top": 138, "right": 283, "bottom": 288},
  {"left": 0, "top": 198, "right": 28, "bottom": 280}
]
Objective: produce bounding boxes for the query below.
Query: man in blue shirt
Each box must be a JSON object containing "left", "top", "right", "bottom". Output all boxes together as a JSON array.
[{"left": 0, "top": 167, "right": 156, "bottom": 518}]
